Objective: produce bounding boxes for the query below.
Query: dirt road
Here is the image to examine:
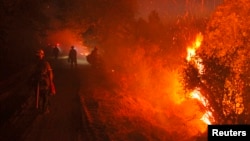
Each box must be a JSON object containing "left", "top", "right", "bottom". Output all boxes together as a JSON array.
[{"left": 0, "top": 58, "right": 93, "bottom": 141}]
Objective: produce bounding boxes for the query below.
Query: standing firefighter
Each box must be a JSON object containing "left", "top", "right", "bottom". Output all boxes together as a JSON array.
[
  {"left": 32, "top": 49, "right": 56, "bottom": 114},
  {"left": 68, "top": 46, "right": 77, "bottom": 68},
  {"left": 52, "top": 45, "right": 60, "bottom": 60}
]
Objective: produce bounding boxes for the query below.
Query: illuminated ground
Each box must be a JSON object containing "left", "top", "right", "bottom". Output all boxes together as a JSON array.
[
  {"left": 0, "top": 55, "right": 208, "bottom": 141},
  {"left": 0, "top": 57, "right": 90, "bottom": 141}
]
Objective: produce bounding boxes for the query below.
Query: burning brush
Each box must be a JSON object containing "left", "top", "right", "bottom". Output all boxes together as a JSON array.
[{"left": 185, "top": 32, "right": 215, "bottom": 125}]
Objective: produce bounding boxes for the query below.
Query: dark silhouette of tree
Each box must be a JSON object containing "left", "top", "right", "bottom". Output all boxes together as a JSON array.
[{"left": 0, "top": 0, "right": 50, "bottom": 79}]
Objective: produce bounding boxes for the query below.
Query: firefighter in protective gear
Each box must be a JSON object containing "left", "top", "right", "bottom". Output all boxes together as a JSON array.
[
  {"left": 68, "top": 46, "right": 77, "bottom": 68},
  {"left": 32, "top": 49, "right": 55, "bottom": 114}
]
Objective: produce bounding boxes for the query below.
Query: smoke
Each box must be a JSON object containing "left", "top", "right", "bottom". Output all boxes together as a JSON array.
[{"left": 43, "top": 0, "right": 222, "bottom": 140}]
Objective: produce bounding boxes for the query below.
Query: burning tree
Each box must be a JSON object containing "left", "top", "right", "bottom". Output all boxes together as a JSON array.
[{"left": 182, "top": 0, "right": 250, "bottom": 124}]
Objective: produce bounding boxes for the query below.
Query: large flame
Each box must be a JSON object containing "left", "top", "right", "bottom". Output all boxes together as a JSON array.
[
  {"left": 186, "top": 33, "right": 214, "bottom": 125},
  {"left": 186, "top": 33, "right": 203, "bottom": 62}
]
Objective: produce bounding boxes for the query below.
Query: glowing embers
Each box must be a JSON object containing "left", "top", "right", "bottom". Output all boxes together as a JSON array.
[
  {"left": 186, "top": 33, "right": 214, "bottom": 124},
  {"left": 223, "top": 78, "right": 244, "bottom": 116}
]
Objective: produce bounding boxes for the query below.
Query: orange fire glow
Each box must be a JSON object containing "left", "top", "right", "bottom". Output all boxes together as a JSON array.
[
  {"left": 186, "top": 33, "right": 214, "bottom": 125},
  {"left": 189, "top": 88, "right": 214, "bottom": 125},
  {"left": 186, "top": 32, "right": 203, "bottom": 62}
]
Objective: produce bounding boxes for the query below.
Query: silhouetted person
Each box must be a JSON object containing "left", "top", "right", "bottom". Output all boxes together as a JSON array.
[
  {"left": 68, "top": 46, "right": 77, "bottom": 68},
  {"left": 52, "top": 45, "right": 60, "bottom": 60},
  {"left": 31, "top": 49, "right": 56, "bottom": 114}
]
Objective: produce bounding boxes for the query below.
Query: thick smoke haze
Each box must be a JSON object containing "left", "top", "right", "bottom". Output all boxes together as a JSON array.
[
  {"left": 1, "top": 0, "right": 223, "bottom": 140},
  {"left": 44, "top": 0, "right": 222, "bottom": 140}
]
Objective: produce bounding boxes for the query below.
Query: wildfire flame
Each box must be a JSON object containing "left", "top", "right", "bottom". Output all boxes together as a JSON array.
[
  {"left": 186, "top": 33, "right": 214, "bottom": 125},
  {"left": 186, "top": 32, "right": 203, "bottom": 62},
  {"left": 189, "top": 88, "right": 212, "bottom": 125}
]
